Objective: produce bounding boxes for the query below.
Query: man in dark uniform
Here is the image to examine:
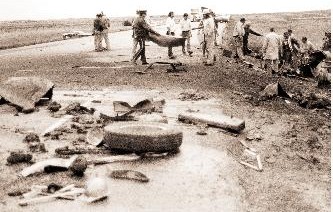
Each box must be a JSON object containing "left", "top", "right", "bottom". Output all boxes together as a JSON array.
[
  {"left": 243, "top": 22, "right": 262, "bottom": 55},
  {"left": 131, "top": 9, "right": 159, "bottom": 65}
]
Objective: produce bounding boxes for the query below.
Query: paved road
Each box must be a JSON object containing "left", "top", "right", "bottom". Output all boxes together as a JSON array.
[{"left": 0, "top": 23, "right": 244, "bottom": 212}]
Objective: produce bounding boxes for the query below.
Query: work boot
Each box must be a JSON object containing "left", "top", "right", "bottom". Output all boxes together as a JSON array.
[
  {"left": 142, "top": 61, "right": 149, "bottom": 65},
  {"left": 169, "top": 55, "right": 176, "bottom": 59}
]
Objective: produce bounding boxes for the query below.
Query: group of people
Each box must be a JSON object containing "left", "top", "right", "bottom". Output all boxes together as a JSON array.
[
  {"left": 93, "top": 9, "right": 319, "bottom": 72},
  {"left": 233, "top": 17, "right": 317, "bottom": 73},
  {"left": 93, "top": 12, "right": 111, "bottom": 51}
]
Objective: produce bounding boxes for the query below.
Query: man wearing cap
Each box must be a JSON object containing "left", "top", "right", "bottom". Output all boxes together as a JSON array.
[
  {"left": 180, "top": 13, "right": 193, "bottom": 56},
  {"left": 262, "top": 27, "right": 281, "bottom": 74},
  {"left": 131, "top": 9, "right": 160, "bottom": 65},
  {"left": 100, "top": 13, "right": 111, "bottom": 51},
  {"left": 166, "top": 11, "right": 176, "bottom": 59},
  {"left": 93, "top": 13, "right": 103, "bottom": 51},
  {"left": 202, "top": 9, "right": 216, "bottom": 65},
  {"left": 233, "top": 17, "right": 246, "bottom": 60},
  {"left": 243, "top": 22, "right": 262, "bottom": 55}
]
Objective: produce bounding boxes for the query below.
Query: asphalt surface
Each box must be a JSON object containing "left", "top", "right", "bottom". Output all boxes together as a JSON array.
[{"left": 0, "top": 25, "right": 246, "bottom": 212}]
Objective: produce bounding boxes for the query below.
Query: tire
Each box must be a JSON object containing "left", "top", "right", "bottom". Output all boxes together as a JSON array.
[{"left": 104, "top": 122, "right": 183, "bottom": 153}]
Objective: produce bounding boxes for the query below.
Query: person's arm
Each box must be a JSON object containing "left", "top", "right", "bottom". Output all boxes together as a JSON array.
[
  {"left": 249, "top": 28, "right": 262, "bottom": 36},
  {"left": 141, "top": 20, "right": 160, "bottom": 35}
]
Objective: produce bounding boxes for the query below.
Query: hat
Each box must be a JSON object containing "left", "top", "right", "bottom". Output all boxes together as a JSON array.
[
  {"left": 240, "top": 17, "right": 246, "bottom": 22},
  {"left": 202, "top": 9, "right": 210, "bottom": 15},
  {"left": 183, "top": 13, "right": 188, "bottom": 17}
]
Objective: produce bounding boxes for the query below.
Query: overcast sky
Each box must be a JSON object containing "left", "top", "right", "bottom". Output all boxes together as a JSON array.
[{"left": 0, "top": 0, "right": 331, "bottom": 20}]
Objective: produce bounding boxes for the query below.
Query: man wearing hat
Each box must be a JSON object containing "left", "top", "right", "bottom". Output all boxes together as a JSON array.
[
  {"left": 180, "top": 13, "right": 193, "bottom": 56},
  {"left": 202, "top": 9, "right": 216, "bottom": 65},
  {"left": 131, "top": 9, "right": 160, "bottom": 65},
  {"left": 93, "top": 13, "right": 103, "bottom": 51},
  {"left": 233, "top": 17, "right": 246, "bottom": 60}
]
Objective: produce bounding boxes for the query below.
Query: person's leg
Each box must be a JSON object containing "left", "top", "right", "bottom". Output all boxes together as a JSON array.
[
  {"left": 168, "top": 32, "right": 175, "bottom": 58},
  {"left": 205, "top": 35, "right": 215, "bottom": 65},
  {"left": 132, "top": 38, "right": 138, "bottom": 59},
  {"left": 104, "top": 30, "right": 110, "bottom": 50},
  {"left": 187, "top": 36, "right": 192, "bottom": 53},
  {"left": 133, "top": 38, "right": 143, "bottom": 62},
  {"left": 140, "top": 39, "right": 147, "bottom": 64},
  {"left": 236, "top": 36, "right": 244, "bottom": 60}
]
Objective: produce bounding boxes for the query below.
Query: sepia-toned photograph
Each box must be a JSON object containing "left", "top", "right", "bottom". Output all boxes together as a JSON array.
[{"left": 0, "top": 0, "right": 331, "bottom": 211}]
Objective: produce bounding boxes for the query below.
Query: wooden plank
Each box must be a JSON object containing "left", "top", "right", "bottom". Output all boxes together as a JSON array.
[{"left": 178, "top": 112, "right": 245, "bottom": 132}]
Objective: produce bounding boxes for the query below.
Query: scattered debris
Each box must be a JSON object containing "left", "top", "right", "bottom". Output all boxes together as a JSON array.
[
  {"left": 55, "top": 146, "right": 110, "bottom": 156},
  {"left": 19, "top": 184, "right": 85, "bottom": 206},
  {"left": 178, "top": 91, "right": 208, "bottom": 101},
  {"left": 47, "top": 101, "right": 62, "bottom": 112},
  {"left": 65, "top": 102, "right": 95, "bottom": 115},
  {"left": 113, "top": 98, "right": 165, "bottom": 114},
  {"left": 23, "top": 133, "right": 40, "bottom": 143},
  {"left": 0, "top": 77, "right": 54, "bottom": 112},
  {"left": 6, "top": 152, "right": 33, "bottom": 164},
  {"left": 294, "top": 92, "right": 330, "bottom": 109},
  {"left": 68, "top": 155, "right": 88, "bottom": 177},
  {"left": 91, "top": 100, "right": 102, "bottom": 103},
  {"left": 104, "top": 122, "right": 183, "bottom": 153},
  {"left": 178, "top": 112, "right": 245, "bottom": 133},
  {"left": 29, "top": 142, "right": 47, "bottom": 153},
  {"left": 72, "top": 114, "right": 95, "bottom": 125},
  {"left": 246, "top": 132, "right": 262, "bottom": 141},
  {"left": 144, "top": 61, "right": 186, "bottom": 73},
  {"left": 20, "top": 155, "right": 78, "bottom": 177},
  {"left": 109, "top": 170, "right": 149, "bottom": 182},
  {"left": 259, "top": 82, "right": 290, "bottom": 100},
  {"left": 47, "top": 183, "right": 63, "bottom": 194}
]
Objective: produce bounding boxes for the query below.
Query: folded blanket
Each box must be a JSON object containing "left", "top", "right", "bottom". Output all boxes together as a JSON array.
[{"left": 148, "top": 33, "right": 186, "bottom": 47}]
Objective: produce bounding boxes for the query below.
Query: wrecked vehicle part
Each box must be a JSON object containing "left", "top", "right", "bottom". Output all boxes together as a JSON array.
[
  {"left": 0, "top": 77, "right": 54, "bottom": 112},
  {"left": 104, "top": 122, "right": 183, "bottom": 153},
  {"left": 68, "top": 155, "right": 88, "bottom": 177},
  {"left": 6, "top": 152, "right": 33, "bottom": 164},
  {"left": 65, "top": 102, "right": 95, "bottom": 115},
  {"left": 259, "top": 82, "right": 290, "bottom": 100},
  {"left": 178, "top": 112, "right": 245, "bottom": 133},
  {"left": 21, "top": 155, "right": 78, "bottom": 177},
  {"left": 109, "top": 170, "right": 149, "bottom": 182},
  {"left": 81, "top": 176, "right": 109, "bottom": 204},
  {"left": 55, "top": 146, "right": 110, "bottom": 156}
]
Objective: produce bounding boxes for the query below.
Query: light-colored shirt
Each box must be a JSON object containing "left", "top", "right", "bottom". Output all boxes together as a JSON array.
[
  {"left": 166, "top": 17, "right": 176, "bottom": 32},
  {"left": 180, "top": 18, "right": 191, "bottom": 31},
  {"left": 262, "top": 32, "right": 281, "bottom": 60},
  {"left": 300, "top": 41, "right": 315, "bottom": 54},
  {"left": 202, "top": 17, "right": 215, "bottom": 36},
  {"left": 233, "top": 21, "right": 245, "bottom": 37}
]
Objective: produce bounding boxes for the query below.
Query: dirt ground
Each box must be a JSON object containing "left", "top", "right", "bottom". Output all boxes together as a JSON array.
[{"left": 0, "top": 10, "right": 331, "bottom": 212}]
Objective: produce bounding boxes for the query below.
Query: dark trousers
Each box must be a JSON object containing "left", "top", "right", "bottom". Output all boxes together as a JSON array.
[
  {"left": 133, "top": 38, "right": 146, "bottom": 63},
  {"left": 167, "top": 32, "right": 175, "bottom": 57}
]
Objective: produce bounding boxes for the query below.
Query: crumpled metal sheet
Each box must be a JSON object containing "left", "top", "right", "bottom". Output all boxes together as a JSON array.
[{"left": 0, "top": 77, "right": 54, "bottom": 111}]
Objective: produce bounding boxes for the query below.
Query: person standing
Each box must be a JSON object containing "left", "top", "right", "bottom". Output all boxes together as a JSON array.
[
  {"left": 93, "top": 13, "right": 103, "bottom": 51},
  {"left": 281, "top": 32, "right": 293, "bottom": 69},
  {"left": 243, "top": 22, "right": 262, "bottom": 55},
  {"left": 166, "top": 11, "right": 176, "bottom": 59},
  {"left": 262, "top": 28, "right": 281, "bottom": 74},
  {"left": 100, "top": 13, "right": 111, "bottom": 51},
  {"left": 232, "top": 17, "right": 246, "bottom": 60},
  {"left": 131, "top": 9, "right": 159, "bottom": 65},
  {"left": 179, "top": 13, "right": 193, "bottom": 56},
  {"left": 299, "top": 36, "right": 315, "bottom": 64},
  {"left": 202, "top": 9, "right": 216, "bottom": 66}
]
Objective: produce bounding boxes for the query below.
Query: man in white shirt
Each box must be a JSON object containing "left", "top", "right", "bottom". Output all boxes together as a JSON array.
[
  {"left": 300, "top": 36, "right": 315, "bottom": 64},
  {"left": 262, "top": 28, "right": 281, "bottom": 73},
  {"left": 202, "top": 9, "right": 216, "bottom": 65},
  {"left": 179, "top": 13, "right": 193, "bottom": 56},
  {"left": 232, "top": 17, "right": 246, "bottom": 60},
  {"left": 166, "top": 11, "right": 176, "bottom": 59}
]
